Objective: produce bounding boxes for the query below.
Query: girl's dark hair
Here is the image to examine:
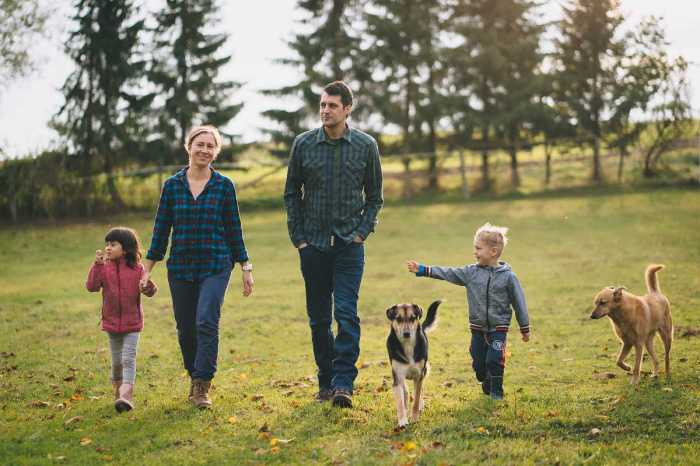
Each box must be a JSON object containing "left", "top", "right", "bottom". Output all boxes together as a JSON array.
[{"left": 105, "top": 227, "right": 142, "bottom": 268}]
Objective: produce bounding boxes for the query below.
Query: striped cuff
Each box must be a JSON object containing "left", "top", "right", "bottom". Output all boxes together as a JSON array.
[
  {"left": 520, "top": 326, "right": 530, "bottom": 334},
  {"left": 416, "top": 264, "right": 429, "bottom": 277}
]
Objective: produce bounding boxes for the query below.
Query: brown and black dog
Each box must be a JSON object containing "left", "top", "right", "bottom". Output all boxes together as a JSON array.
[
  {"left": 386, "top": 300, "right": 441, "bottom": 428},
  {"left": 590, "top": 265, "right": 673, "bottom": 385}
]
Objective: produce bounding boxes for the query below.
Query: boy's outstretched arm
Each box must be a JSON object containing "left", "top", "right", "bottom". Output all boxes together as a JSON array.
[
  {"left": 407, "top": 260, "right": 471, "bottom": 286},
  {"left": 508, "top": 272, "right": 530, "bottom": 342}
]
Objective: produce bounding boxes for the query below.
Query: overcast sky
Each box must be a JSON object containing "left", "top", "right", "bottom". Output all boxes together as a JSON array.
[{"left": 1, "top": 0, "right": 698, "bottom": 157}]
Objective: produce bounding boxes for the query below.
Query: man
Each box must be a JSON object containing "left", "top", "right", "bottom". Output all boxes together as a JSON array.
[{"left": 284, "top": 81, "right": 383, "bottom": 408}]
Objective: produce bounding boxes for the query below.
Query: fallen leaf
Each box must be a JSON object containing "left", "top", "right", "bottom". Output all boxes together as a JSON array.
[
  {"left": 79, "top": 437, "right": 92, "bottom": 446},
  {"left": 64, "top": 416, "right": 83, "bottom": 426},
  {"left": 227, "top": 416, "right": 237, "bottom": 424},
  {"left": 63, "top": 375, "right": 76, "bottom": 382},
  {"left": 588, "top": 428, "right": 601, "bottom": 437},
  {"left": 269, "top": 438, "right": 279, "bottom": 447},
  {"left": 102, "top": 455, "right": 113, "bottom": 461},
  {"left": 476, "top": 427, "right": 489, "bottom": 435},
  {"left": 254, "top": 448, "right": 267, "bottom": 456},
  {"left": 258, "top": 432, "right": 272, "bottom": 440},
  {"left": 251, "top": 394, "right": 264, "bottom": 401},
  {"left": 70, "top": 394, "right": 83, "bottom": 401},
  {"left": 31, "top": 401, "right": 50, "bottom": 408},
  {"left": 662, "top": 387, "right": 673, "bottom": 392},
  {"left": 95, "top": 446, "right": 110, "bottom": 453},
  {"left": 505, "top": 351, "right": 513, "bottom": 358},
  {"left": 239, "top": 373, "right": 248, "bottom": 381},
  {"left": 544, "top": 410, "right": 559, "bottom": 418},
  {"left": 258, "top": 422, "right": 270, "bottom": 432},
  {"left": 277, "top": 438, "right": 294, "bottom": 444},
  {"left": 270, "top": 447, "right": 280, "bottom": 454}
]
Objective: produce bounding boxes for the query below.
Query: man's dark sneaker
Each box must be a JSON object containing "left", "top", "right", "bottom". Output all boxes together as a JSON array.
[
  {"left": 481, "top": 380, "right": 491, "bottom": 396},
  {"left": 314, "top": 387, "right": 334, "bottom": 402},
  {"left": 491, "top": 392, "right": 504, "bottom": 401},
  {"left": 331, "top": 388, "right": 353, "bottom": 408}
]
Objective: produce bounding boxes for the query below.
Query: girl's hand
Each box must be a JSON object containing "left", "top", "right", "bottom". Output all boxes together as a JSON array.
[
  {"left": 406, "top": 260, "right": 419, "bottom": 273},
  {"left": 95, "top": 250, "right": 105, "bottom": 265},
  {"left": 242, "top": 271, "right": 254, "bottom": 297},
  {"left": 139, "top": 272, "right": 151, "bottom": 292}
]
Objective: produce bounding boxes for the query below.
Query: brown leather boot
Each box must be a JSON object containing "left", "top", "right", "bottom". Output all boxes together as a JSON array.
[
  {"left": 112, "top": 380, "right": 122, "bottom": 401},
  {"left": 115, "top": 383, "right": 134, "bottom": 413},
  {"left": 191, "top": 379, "right": 212, "bottom": 409}
]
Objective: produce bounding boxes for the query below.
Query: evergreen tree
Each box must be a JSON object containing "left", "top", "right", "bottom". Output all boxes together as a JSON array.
[
  {"left": 0, "top": 0, "right": 48, "bottom": 87},
  {"left": 363, "top": 0, "right": 446, "bottom": 192},
  {"left": 261, "top": 0, "right": 366, "bottom": 157},
  {"left": 150, "top": 0, "right": 242, "bottom": 161},
  {"left": 449, "top": 0, "right": 544, "bottom": 190},
  {"left": 54, "top": 0, "right": 151, "bottom": 209},
  {"left": 554, "top": 0, "right": 626, "bottom": 182}
]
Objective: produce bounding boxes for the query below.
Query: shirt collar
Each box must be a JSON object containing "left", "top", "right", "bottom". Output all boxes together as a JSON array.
[
  {"left": 175, "top": 166, "right": 222, "bottom": 184},
  {"left": 315, "top": 124, "right": 353, "bottom": 145}
]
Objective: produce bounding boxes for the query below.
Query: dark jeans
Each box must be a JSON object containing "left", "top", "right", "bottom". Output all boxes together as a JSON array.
[
  {"left": 299, "top": 240, "right": 364, "bottom": 393},
  {"left": 470, "top": 330, "right": 507, "bottom": 397},
  {"left": 168, "top": 264, "right": 232, "bottom": 381}
]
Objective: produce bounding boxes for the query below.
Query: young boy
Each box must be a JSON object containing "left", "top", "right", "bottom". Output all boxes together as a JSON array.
[{"left": 407, "top": 223, "right": 530, "bottom": 400}]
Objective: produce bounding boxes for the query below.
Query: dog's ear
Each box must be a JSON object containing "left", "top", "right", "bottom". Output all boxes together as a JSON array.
[
  {"left": 412, "top": 304, "right": 423, "bottom": 320},
  {"left": 386, "top": 305, "right": 398, "bottom": 321},
  {"left": 613, "top": 286, "right": 626, "bottom": 302}
]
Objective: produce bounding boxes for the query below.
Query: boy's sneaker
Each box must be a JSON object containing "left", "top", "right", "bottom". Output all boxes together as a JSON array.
[
  {"left": 481, "top": 380, "right": 491, "bottom": 396},
  {"left": 314, "top": 387, "right": 334, "bottom": 402},
  {"left": 331, "top": 388, "right": 353, "bottom": 408}
]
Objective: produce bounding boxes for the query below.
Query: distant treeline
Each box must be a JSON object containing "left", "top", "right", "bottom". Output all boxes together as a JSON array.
[{"left": 0, "top": 0, "right": 696, "bottom": 221}]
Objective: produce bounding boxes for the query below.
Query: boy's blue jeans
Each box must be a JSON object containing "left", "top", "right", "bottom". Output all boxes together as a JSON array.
[
  {"left": 470, "top": 330, "right": 507, "bottom": 397},
  {"left": 168, "top": 264, "right": 232, "bottom": 381},
  {"left": 299, "top": 240, "right": 364, "bottom": 394}
]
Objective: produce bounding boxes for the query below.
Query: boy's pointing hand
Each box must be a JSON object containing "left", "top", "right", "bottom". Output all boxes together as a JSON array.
[{"left": 406, "top": 260, "right": 419, "bottom": 273}]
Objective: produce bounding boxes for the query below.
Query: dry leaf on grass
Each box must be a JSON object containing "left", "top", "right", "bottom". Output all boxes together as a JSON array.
[{"left": 79, "top": 437, "right": 92, "bottom": 446}]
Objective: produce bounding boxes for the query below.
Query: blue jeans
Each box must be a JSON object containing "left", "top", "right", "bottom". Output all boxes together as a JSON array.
[
  {"left": 299, "top": 240, "right": 364, "bottom": 393},
  {"left": 168, "top": 264, "right": 232, "bottom": 381},
  {"left": 470, "top": 330, "right": 507, "bottom": 397}
]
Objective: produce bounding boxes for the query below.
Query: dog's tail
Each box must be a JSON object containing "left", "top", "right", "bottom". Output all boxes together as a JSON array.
[
  {"left": 423, "top": 300, "right": 442, "bottom": 333},
  {"left": 645, "top": 264, "right": 664, "bottom": 294}
]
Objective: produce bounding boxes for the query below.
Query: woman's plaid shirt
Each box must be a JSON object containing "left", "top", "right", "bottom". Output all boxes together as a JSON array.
[{"left": 146, "top": 168, "right": 249, "bottom": 280}]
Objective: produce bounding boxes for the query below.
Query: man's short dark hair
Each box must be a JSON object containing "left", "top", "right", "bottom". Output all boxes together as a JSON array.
[{"left": 323, "top": 81, "right": 353, "bottom": 107}]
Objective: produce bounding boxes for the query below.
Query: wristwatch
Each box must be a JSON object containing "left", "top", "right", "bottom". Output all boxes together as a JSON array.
[{"left": 241, "top": 263, "right": 253, "bottom": 272}]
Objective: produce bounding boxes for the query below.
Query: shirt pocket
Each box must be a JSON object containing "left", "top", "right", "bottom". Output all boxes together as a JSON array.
[
  {"left": 302, "top": 152, "right": 326, "bottom": 187},
  {"left": 344, "top": 152, "right": 367, "bottom": 187}
]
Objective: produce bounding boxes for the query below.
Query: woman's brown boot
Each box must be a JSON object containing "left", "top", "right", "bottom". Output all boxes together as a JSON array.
[{"left": 192, "top": 379, "right": 212, "bottom": 409}]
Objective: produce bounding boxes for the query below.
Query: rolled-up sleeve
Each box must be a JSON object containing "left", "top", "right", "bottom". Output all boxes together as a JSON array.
[{"left": 146, "top": 180, "right": 174, "bottom": 261}]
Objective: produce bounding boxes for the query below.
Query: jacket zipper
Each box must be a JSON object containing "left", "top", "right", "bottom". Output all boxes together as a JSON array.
[
  {"left": 485, "top": 271, "right": 492, "bottom": 331},
  {"left": 116, "top": 261, "right": 122, "bottom": 331}
]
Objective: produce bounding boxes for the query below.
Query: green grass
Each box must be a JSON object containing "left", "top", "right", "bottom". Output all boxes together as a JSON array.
[{"left": 1, "top": 187, "right": 699, "bottom": 465}]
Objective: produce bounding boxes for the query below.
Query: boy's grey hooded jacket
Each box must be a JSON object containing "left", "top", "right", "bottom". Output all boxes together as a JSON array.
[{"left": 418, "top": 261, "right": 529, "bottom": 333}]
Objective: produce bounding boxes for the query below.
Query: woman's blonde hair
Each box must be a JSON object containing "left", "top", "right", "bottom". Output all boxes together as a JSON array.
[
  {"left": 184, "top": 125, "right": 223, "bottom": 155},
  {"left": 474, "top": 222, "right": 509, "bottom": 253}
]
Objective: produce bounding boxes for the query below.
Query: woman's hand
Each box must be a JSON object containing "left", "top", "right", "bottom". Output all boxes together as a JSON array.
[
  {"left": 139, "top": 272, "right": 151, "bottom": 292},
  {"left": 242, "top": 271, "right": 254, "bottom": 297}
]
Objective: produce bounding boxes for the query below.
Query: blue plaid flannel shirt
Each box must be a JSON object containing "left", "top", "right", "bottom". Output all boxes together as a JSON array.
[{"left": 146, "top": 167, "right": 249, "bottom": 280}]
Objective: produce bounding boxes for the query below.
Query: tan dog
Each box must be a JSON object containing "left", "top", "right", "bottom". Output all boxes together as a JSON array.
[{"left": 590, "top": 265, "right": 673, "bottom": 385}]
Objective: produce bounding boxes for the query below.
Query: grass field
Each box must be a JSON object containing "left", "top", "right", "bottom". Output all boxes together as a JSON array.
[{"left": 1, "top": 186, "right": 699, "bottom": 465}]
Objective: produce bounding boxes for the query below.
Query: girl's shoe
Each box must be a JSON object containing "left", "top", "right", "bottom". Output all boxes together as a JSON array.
[
  {"left": 112, "top": 380, "right": 122, "bottom": 401},
  {"left": 115, "top": 383, "right": 134, "bottom": 413}
]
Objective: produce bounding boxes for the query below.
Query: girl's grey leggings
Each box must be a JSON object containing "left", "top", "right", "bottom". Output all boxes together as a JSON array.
[{"left": 108, "top": 332, "right": 140, "bottom": 384}]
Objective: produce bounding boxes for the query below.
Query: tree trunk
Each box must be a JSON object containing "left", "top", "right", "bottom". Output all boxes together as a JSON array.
[
  {"left": 480, "top": 126, "right": 490, "bottom": 191},
  {"left": 459, "top": 150, "right": 469, "bottom": 198},
  {"left": 544, "top": 140, "right": 552, "bottom": 186},
  {"left": 104, "top": 151, "right": 125, "bottom": 209},
  {"left": 617, "top": 149, "right": 625, "bottom": 182},
  {"left": 402, "top": 156, "right": 412, "bottom": 199},
  {"left": 592, "top": 136, "right": 602, "bottom": 182},
  {"left": 509, "top": 130, "right": 520, "bottom": 188}
]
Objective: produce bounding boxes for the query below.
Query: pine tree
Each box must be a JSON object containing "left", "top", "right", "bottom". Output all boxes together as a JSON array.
[
  {"left": 54, "top": 0, "right": 151, "bottom": 210},
  {"left": 150, "top": 0, "right": 242, "bottom": 161},
  {"left": 261, "top": 0, "right": 366, "bottom": 157},
  {"left": 362, "top": 0, "right": 446, "bottom": 192},
  {"left": 449, "top": 0, "right": 545, "bottom": 190},
  {"left": 554, "top": 0, "right": 626, "bottom": 182}
]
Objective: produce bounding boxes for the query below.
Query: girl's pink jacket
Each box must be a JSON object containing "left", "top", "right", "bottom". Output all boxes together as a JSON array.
[{"left": 86, "top": 259, "right": 157, "bottom": 333}]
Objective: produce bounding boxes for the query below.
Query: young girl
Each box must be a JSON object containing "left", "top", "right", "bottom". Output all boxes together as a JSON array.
[{"left": 86, "top": 227, "right": 157, "bottom": 412}]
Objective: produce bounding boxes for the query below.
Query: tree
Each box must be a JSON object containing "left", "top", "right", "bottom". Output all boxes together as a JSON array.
[
  {"left": 54, "top": 0, "right": 152, "bottom": 210},
  {"left": 150, "top": 0, "right": 243, "bottom": 161},
  {"left": 363, "top": 0, "right": 447, "bottom": 193},
  {"left": 0, "top": 0, "right": 49, "bottom": 87},
  {"left": 554, "top": 0, "right": 626, "bottom": 182},
  {"left": 449, "top": 0, "right": 544, "bottom": 191},
  {"left": 261, "top": 0, "right": 367, "bottom": 157}
]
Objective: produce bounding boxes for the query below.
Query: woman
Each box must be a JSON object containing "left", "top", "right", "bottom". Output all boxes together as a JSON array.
[{"left": 141, "top": 125, "right": 254, "bottom": 408}]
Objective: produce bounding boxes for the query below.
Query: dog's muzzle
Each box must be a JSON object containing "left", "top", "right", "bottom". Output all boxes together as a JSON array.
[{"left": 590, "top": 310, "right": 603, "bottom": 319}]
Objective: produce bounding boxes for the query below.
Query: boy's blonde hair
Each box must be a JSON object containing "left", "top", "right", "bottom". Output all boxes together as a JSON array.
[{"left": 474, "top": 223, "right": 509, "bottom": 255}]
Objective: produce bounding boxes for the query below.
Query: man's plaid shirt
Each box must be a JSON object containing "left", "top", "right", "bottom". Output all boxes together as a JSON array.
[
  {"left": 146, "top": 168, "right": 249, "bottom": 280},
  {"left": 284, "top": 125, "right": 383, "bottom": 250}
]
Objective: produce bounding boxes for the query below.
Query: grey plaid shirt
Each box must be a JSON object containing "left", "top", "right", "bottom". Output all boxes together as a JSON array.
[{"left": 284, "top": 125, "right": 383, "bottom": 251}]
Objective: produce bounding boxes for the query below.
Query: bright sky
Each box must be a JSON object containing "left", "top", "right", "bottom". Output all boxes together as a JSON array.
[{"left": 1, "top": 0, "right": 698, "bottom": 157}]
